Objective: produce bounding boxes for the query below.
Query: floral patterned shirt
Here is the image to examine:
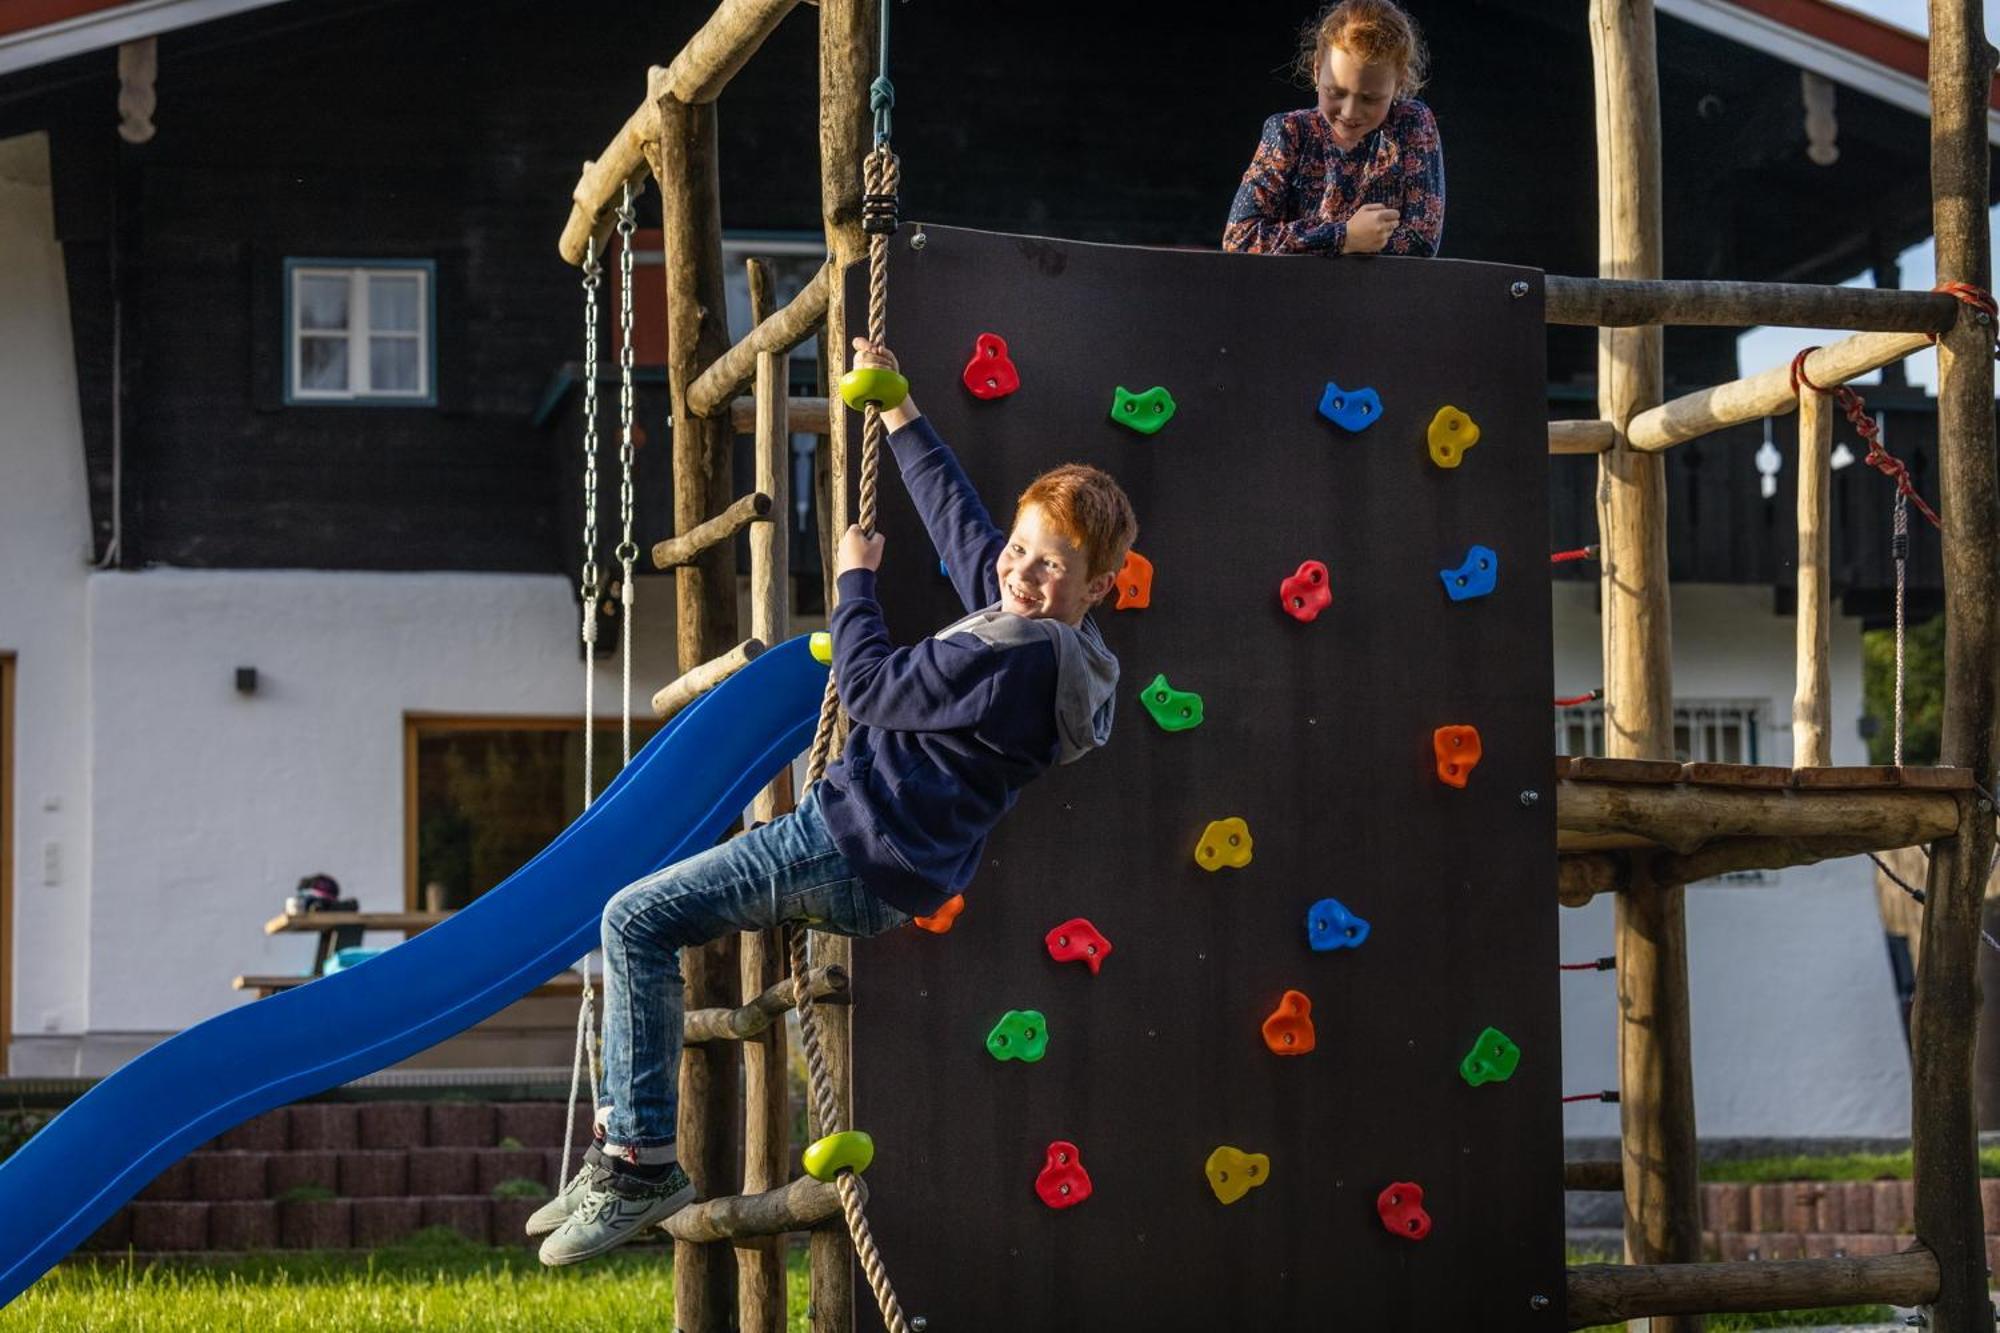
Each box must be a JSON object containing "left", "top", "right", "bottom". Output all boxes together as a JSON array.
[{"left": 1223, "top": 98, "right": 1446, "bottom": 256}]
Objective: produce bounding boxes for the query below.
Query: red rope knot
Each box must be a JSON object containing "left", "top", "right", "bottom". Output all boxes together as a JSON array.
[{"left": 1788, "top": 345, "right": 1943, "bottom": 531}]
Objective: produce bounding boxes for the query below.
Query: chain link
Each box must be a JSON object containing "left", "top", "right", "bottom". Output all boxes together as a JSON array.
[
  {"left": 580, "top": 259, "right": 604, "bottom": 617},
  {"left": 614, "top": 182, "right": 641, "bottom": 765}
]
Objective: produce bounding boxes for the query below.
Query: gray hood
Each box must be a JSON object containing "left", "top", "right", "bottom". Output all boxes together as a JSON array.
[{"left": 934, "top": 605, "right": 1120, "bottom": 763}]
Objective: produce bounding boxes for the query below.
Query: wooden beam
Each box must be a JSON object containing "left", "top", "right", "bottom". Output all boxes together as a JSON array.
[
  {"left": 1557, "top": 828, "right": 1957, "bottom": 905},
  {"left": 1914, "top": 4, "right": 2000, "bottom": 1328},
  {"left": 651, "top": 492, "right": 773, "bottom": 570},
  {"left": 685, "top": 964, "right": 846, "bottom": 1044},
  {"left": 1550, "top": 419, "right": 1616, "bottom": 454},
  {"left": 1793, "top": 384, "right": 1834, "bottom": 767},
  {"left": 1590, "top": 4, "right": 1700, "bottom": 1313},
  {"left": 1625, "top": 331, "right": 1931, "bottom": 452},
  {"left": 558, "top": 1, "right": 804, "bottom": 264},
  {"left": 687, "top": 266, "right": 831, "bottom": 418},
  {"left": 1564, "top": 1249, "right": 1940, "bottom": 1328},
  {"left": 663, "top": 1174, "right": 858, "bottom": 1245},
  {"left": 1565, "top": 1159, "right": 1625, "bottom": 1192},
  {"left": 1544, "top": 276, "right": 1957, "bottom": 331},
  {"left": 732, "top": 395, "right": 830, "bottom": 435},
  {"left": 653, "top": 639, "right": 766, "bottom": 721},
  {"left": 1558, "top": 780, "right": 1961, "bottom": 856}
]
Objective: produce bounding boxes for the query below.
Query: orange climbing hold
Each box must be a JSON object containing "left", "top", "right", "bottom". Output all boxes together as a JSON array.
[
  {"left": 1433, "top": 725, "right": 1482, "bottom": 788},
  {"left": 1260, "top": 989, "right": 1316, "bottom": 1055},
  {"left": 913, "top": 894, "right": 965, "bottom": 934},
  {"left": 1115, "top": 549, "right": 1154, "bottom": 610}
]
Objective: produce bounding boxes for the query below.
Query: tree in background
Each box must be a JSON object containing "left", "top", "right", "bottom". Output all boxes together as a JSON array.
[{"left": 1862, "top": 613, "right": 1945, "bottom": 766}]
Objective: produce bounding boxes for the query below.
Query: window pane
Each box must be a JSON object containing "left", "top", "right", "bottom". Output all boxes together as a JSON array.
[
  {"left": 297, "top": 275, "right": 350, "bottom": 331},
  {"left": 370, "top": 274, "right": 421, "bottom": 332},
  {"left": 299, "top": 336, "right": 349, "bottom": 391},
  {"left": 369, "top": 337, "right": 420, "bottom": 393}
]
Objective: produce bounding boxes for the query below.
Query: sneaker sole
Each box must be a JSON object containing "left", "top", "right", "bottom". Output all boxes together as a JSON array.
[{"left": 537, "top": 1182, "right": 697, "bottom": 1266}]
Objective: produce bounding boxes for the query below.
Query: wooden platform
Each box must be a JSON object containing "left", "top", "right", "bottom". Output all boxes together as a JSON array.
[{"left": 1555, "top": 759, "right": 1977, "bottom": 902}]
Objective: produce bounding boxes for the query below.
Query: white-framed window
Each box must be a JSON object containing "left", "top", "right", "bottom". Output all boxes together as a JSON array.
[
  {"left": 1553, "top": 698, "right": 1767, "bottom": 765},
  {"left": 286, "top": 260, "right": 435, "bottom": 404}
]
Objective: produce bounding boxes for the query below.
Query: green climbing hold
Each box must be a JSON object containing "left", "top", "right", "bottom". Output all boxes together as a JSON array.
[
  {"left": 839, "top": 366, "right": 910, "bottom": 412},
  {"left": 1139, "top": 672, "right": 1205, "bottom": 732},
  {"left": 803, "top": 1130, "right": 876, "bottom": 1181},
  {"left": 1459, "top": 1026, "right": 1522, "bottom": 1087},
  {"left": 1110, "top": 385, "right": 1177, "bottom": 435},
  {"left": 985, "top": 1009, "right": 1049, "bottom": 1063}
]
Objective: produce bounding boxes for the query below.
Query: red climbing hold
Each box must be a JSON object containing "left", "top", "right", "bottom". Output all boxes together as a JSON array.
[
  {"left": 962, "top": 333, "right": 1021, "bottom": 400},
  {"left": 1044, "top": 917, "right": 1112, "bottom": 975},
  {"left": 1035, "top": 1140, "right": 1093, "bottom": 1209},
  {"left": 913, "top": 894, "right": 965, "bottom": 934},
  {"left": 1279, "top": 560, "right": 1331, "bottom": 623},
  {"left": 1377, "top": 1181, "right": 1432, "bottom": 1240}
]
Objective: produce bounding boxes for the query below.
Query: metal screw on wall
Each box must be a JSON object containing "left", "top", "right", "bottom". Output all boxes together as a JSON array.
[
  {"left": 1519, "top": 789, "right": 1541, "bottom": 807},
  {"left": 909, "top": 228, "right": 927, "bottom": 250},
  {"left": 1529, "top": 1293, "right": 1551, "bottom": 1311},
  {"left": 1511, "top": 280, "right": 1530, "bottom": 298}
]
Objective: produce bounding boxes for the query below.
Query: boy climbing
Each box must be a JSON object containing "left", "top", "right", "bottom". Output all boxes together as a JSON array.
[
  {"left": 532, "top": 338, "right": 1138, "bottom": 1266},
  {"left": 1224, "top": 0, "right": 1445, "bottom": 256}
]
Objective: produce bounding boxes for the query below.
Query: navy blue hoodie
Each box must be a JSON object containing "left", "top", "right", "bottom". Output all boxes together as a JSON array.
[{"left": 816, "top": 417, "right": 1122, "bottom": 916}]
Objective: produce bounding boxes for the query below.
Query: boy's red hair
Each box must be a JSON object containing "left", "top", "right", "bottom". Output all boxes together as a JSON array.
[
  {"left": 1298, "top": 0, "right": 1429, "bottom": 97},
  {"left": 1014, "top": 464, "right": 1138, "bottom": 581}
]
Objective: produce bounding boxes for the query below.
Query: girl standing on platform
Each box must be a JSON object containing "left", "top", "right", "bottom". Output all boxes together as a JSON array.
[{"left": 1223, "top": 0, "right": 1445, "bottom": 257}]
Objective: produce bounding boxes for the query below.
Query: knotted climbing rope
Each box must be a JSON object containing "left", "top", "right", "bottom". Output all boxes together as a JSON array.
[{"left": 786, "top": 3, "right": 913, "bottom": 1328}]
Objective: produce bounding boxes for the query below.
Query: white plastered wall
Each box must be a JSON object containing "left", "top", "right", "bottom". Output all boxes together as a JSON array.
[
  {"left": 0, "top": 131, "right": 95, "bottom": 1065},
  {"left": 1554, "top": 581, "right": 1914, "bottom": 1138}
]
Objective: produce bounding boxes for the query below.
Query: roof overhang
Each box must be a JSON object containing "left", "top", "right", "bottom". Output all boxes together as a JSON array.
[
  {"left": 1657, "top": 0, "right": 2000, "bottom": 144},
  {"left": 0, "top": 0, "right": 294, "bottom": 78}
]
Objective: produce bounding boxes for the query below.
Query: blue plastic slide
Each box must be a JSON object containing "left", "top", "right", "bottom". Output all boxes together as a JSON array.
[{"left": 0, "top": 634, "right": 830, "bottom": 1306}]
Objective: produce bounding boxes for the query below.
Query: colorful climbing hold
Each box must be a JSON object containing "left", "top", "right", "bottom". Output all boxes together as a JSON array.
[
  {"left": 1260, "top": 989, "right": 1316, "bottom": 1056},
  {"left": 1427, "top": 405, "right": 1480, "bottom": 468},
  {"left": 1459, "top": 1026, "right": 1522, "bottom": 1087},
  {"left": 1110, "top": 385, "right": 1177, "bottom": 435},
  {"left": 1377, "top": 1181, "right": 1432, "bottom": 1240},
  {"left": 1035, "top": 1140, "right": 1093, "bottom": 1209},
  {"left": 838, "top": 365, "right": 910, "bottom": 412},
  {"left": 1195, "top": 817, "right": 1253, "bottom": 871},
  {"left": 1115, "top": 549, "right": 1154, "bottom": 611},
  {"left": 1306, "top": 897, "right": 1371, "bottom": 952},
  {"left": 1140, "top": 673, "right": 1204, "bottom": 732},
  {"left": 1433, "top": 725, "right": 1483, "bottom": 788},
  {"left": 1204, "top": 1146, "right": 1271, "bottom": 1205},
  {"left": 1440, "top": 544, "right": 1499, "bottom": 602},
  {"left": 914, "top": 893, "right": 966, "bottom": 934},
  {"left": 1279, "top": 559, "right": 1331, "bottom": 623},
  {"left": 809, "top": 631, "right": 833, "bottom": 665},
  {"left": 1317, "top": 381, "right": 1383, "bottom": 433},
  {"left": 1045, "top": 917, "right": 1113, "bottom": 975},
  {"left": 961, "top": 332, "right": 1021, "bottom": 400},
  {"left": 985, "top": 1009, "right": 1049, "bottom": 1063},
  {"left": 803, "top": 1130, "right": 876, "bottom": 1181}
]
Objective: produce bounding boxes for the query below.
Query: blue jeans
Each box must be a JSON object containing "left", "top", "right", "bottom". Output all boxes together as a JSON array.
[{"left": 597, "top": 786, "right": 909, "bottom": 1157}]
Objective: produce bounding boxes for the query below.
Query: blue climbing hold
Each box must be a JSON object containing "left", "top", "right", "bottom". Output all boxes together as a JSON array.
[
  {"left": 1439, "top": 545, "right": 1498, "bottom": 602},
  {"left": 1317, "top": 382, "right": 1383, "bottom": 433},
  {"left": 1306, "top": 897, "right": 1371, "bottom": 952}
]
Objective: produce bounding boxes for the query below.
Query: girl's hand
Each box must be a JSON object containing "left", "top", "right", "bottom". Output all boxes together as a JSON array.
[
  {"left": 851, "top": 337, "right": 900, "bottom": 372},
  {"left": 1342, "top": 203, "right": 1401, "bottom": 254},
  {"left": 837, "top": 524, "right": 885, "bottom": 575}
]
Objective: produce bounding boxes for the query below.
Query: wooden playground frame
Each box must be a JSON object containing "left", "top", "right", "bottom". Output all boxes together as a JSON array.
[{"left": 556, "top": 2, "right": 2000, "bottom": 1328}]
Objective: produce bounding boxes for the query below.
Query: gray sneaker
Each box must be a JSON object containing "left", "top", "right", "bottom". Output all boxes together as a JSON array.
[
  {"left": 524, "top": 1143, "right": 607, "bottom": 1239},
  {"left": 537, "top": 1161, "right": 695, "bottom": 1267}
]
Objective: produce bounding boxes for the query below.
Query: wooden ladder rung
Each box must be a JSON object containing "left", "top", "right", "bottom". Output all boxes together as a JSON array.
[
  {"left": 651, "top": 493, "right": 774, "bottom": 570},
  {"left": 652, "top": 639, "right": 766, "bottom": 721}
]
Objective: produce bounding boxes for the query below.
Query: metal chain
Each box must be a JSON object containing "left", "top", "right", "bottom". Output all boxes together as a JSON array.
[{"left": 615, "top": 182, "right": 641, "bottom": 767}]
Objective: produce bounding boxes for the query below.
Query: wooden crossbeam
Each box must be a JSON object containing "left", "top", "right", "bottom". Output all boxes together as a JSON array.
[
  {"left": 1544, "top": 276, "right": 1957, "bottom": 332},
  {"left": 652, "top": 493, "right": 773, "bottom": 570},
  {"left": 1548, "top": 419, "right": 1617, "bottom": 454},
  {"left": 652, "top": 639, "right": 765, "bottom": 721},
  {"left": 1564, "top": 1249, "right": 1939, "bottom": 1328},
  {"left": 731, "top": 395, "right": 830, "bottom": 434},
  {"left": 662, "top": 1173, "right": 856, "bottom": 1244},
  {"left": 686, "top": 268, "right": 831, "bottom": 417},
  {"left": 684, "top": 965, "right": 849, "bottom": 1043}
]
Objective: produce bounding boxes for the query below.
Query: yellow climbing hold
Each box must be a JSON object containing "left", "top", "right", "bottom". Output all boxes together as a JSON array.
[
  {"left": 803, "top": 1130, "right": 875, "bottom": 1182},
  {"left": 1427, "top": 405, "right": 1481, "bottom": 469},
  {"left": 1204, "top": 1145, "right": 1271, "bottom": 1205},
  {"left": 810, "top": 631, "right": 833, "bottom": 665},
  {"left": 1195, "top": 817, "right": 1253, "bottom": 871}
]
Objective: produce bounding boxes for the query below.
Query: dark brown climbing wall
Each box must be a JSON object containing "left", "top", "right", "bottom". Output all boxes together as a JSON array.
[{"left": 844, "top": 226, "right": 1561, "bottom": 1331}]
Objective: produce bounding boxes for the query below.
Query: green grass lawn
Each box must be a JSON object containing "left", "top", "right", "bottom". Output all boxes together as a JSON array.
[{"left": 0, "top": 1229, "right": 812, "bottom": 1333}]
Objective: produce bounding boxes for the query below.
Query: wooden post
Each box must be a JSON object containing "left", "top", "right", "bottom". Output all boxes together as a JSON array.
[
  {"left": 1793, "top": 385, "right": 1833, "bottom": 768},
  {"left": 1913, "top": 3, "right": 2000, "bottom": 1328},
  {"left": 654, "top": 90, "right": 743, "bottom": 1333},
  {"left": 738, "top": 257, "right": 794, "bottom": 1333},
  {"left": 811, "top": 3, "right": 872, "bottom": 1328},
  {"left": 1590, "top": 3, "right": 1702, "bottom": 1324}
]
